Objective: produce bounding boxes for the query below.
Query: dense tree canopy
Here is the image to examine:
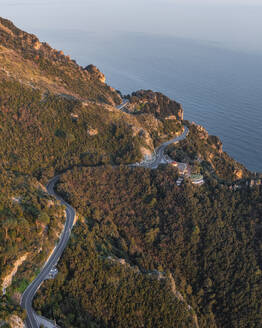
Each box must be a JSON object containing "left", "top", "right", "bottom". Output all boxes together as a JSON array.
[
  {"left": 34, "top": 166, "right": 262, "bottom": 327},
  {"left": 0, "top": 16, "right": 261, "bottom": 328}
]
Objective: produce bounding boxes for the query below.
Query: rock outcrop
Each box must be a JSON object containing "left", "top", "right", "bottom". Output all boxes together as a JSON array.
[
  {"left": 7, "top": 315, "right": 25, "bottom": 328},
  {"left": 84, "top": 64, "right": 106, "bottom": 83},
  {"left": 127, "top": 89, "right": 184, "bottom": 120},
  {"left": 88, "top": 128, "right": 98, "bottom": 136},
  {"left": 191, "top": 122, "right": 209, "bottom": 140},
  {"left": 0, "top": 22, "right": 14, "bottom": 36},
  {"left": 234, "top": 168, "right": 244, "bottom": 179},
  {"left": 2, "top": 253, "right": 28, "bottom": 293},
  {"left": 0, "top": 17, "right": 120, "bottom": 106}
]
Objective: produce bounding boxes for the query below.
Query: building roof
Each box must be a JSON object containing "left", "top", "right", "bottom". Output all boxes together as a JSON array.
[
  {"left": 178, "top": 163, "right": 188, "bottom": 171},
  {"left": 190, "top": 174, "right": 203, "bottom": 180}
]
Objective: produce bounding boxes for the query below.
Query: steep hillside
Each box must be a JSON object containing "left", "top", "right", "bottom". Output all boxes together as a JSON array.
[
  {"left": 34, "top": 166, "right": 262, "bottom": 328},
  {"left": 166, "top": 121, "right": 250, "bottom": 182},
  {"left": 0, "top": 168, "right": 65, "bottom": 324},
  {"left": 0, "top": 17, "right": 185, "bottom": 324},
  {"left": 125, "top": 89, "right": 183, "bottom": 120},
  {"left": 0, "top": 17, "right": 261, "bottom": 328},
  {"left": 0, "top": 18, "right": 187, "bottom": 178},
  {"left": 34, "top": 219, "right": 196, "bottom": 328},
  {"left": 0, "top": 17, "right": 120, "bottom": 104}
]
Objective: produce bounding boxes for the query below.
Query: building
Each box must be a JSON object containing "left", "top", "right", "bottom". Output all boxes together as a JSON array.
[
  {"left": 171, "top": 162, "right": 189, "bottom": 175},
  {"left": 70, "top": 113, "right": 79, "bottom": 122},
  {"left": 176, "top": 177, "right": 184, "bottom": 186},
  {"left": 171, "top": 161, "right": 178, "bottom": 167},
  {"left": 190, "top": 174, "right": 204, "bottom": 185}
]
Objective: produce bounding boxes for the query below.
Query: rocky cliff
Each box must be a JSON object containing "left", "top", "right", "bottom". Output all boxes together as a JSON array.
[
  {"left": 126, "top": 89, "right": 184, "bottom": 120},
  {"left": 84, "top": 64, "right": 106, "bottom": 83},
  {"left": 0, "top": 17, "right": 121, "bottom": 105}
]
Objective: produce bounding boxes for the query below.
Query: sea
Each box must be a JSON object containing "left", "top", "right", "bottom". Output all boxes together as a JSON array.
[{"left": 2, "top": 1, "right": 262, "bottom": 172}]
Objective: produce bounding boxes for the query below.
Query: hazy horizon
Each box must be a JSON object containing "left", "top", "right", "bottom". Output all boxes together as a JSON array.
[
  {"left": 1, "top": 0, "right": 262, "bottom": 171},
  {"left": 1, "top": 0, "right": 262, "bottom": 56}
]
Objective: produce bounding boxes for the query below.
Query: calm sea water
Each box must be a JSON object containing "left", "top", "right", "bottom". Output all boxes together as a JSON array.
[
  {"left": 2, "top": 1, "right": 262, "bottom": 172},
  {"left": 39, "top": 31, "right": 262, "bottom": 173}
]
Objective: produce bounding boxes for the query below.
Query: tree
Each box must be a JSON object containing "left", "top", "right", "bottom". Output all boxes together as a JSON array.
[{"left": 38, "top": 212, "right": 50, "bottom": 225}]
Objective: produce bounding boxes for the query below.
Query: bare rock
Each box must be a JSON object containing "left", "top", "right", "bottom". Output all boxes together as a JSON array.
[
  {"left": 33, "top": 40, "right": 42, "bottom": 50},
  {"left": 192, "top": 122, "right": 209, "bottom": 140},
  {"left": 2, "top": 253, "right": 29, "bottom": 292},
  {"left": 0, "top": 22, "right": 14, "bottom": 36},
  {"left": 234, "top": 169, "right": 243, "bottom": 180},
  {"left": 84, "top": 64, "right": 106, "bottom": 83},
  {"left": 8, "top": 315, "right": 25, "bottom": 328},
  {"left": 88, "top": 128, "right": 98, "bottom": 136}
]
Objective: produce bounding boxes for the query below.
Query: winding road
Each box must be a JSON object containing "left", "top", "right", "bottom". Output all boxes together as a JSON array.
[
  {"left": 116, "top": 99, "right": 129, "bottom": 110},
  {"left": 21, "top": 126, "right": 188, "bottom": 327},
  {"left": 138, "top": 126, "right": 189, "bottom": 169},
  {"left": 21, "top": 176, "right": 76, "bottom": 328}
]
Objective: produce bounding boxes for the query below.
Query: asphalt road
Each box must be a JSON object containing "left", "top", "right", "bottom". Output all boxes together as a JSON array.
[
  {"left": 21, "top": 176, "right": 76, "bottom": 328},
  {"left": 140, "top": 126, "right": 189, "bottom": 169},
  {"left": 20, "top": 125, "right": 188, "bottom": 327},
  {"left": 116, "top": 99, "right": 188, "bottom": 169},
  {"left": 116, "top": 99, "right": 129, "bottom": 110}
]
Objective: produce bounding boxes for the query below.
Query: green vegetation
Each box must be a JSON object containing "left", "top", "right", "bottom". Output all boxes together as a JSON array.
[
  {"left": 0, "top": 16, "right": 261, "bottom": 328},
  {"left": 0, "top": 294, "right": 26, "bottom": 323},
  {"left": 34, "top": 166, "right": 262, "bottom": 327},
  {"left": 0, "top": 17, "right": 182, "bottom": 322},
  {"left": 11, "top": 279, "right": 29, "bottom": 294},
  {"left": 34, "top": 221, "right": 195, "bottom": 328},
  {"left": 127, "top": 90, "right": 183, "bottom": 120},
  {"left": 167, "top": 122, "right": 249, "bottom": 182},
  {"left": 0, "top": 169, "right": 65, "bottom": 296},
  {"left": 0, "top": 17, "right": 121, "bottom": 104},
  {"left": 0, "top": 79, "right": 144, "bottom": 179}
]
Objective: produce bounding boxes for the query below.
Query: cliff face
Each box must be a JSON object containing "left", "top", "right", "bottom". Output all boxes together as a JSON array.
[
  {"left": 0, "top": 17, "right": 185, "bottom": 172},
  {"left": 1, "top": 16, "right": 260, "bottom": 328},
  {"left": 167, "top": 121, "right": 249, "bottom": 182},
  {"left": 0, "top": 17, "right": 121, "bottom": 105},
  {"left": 84, "top": 64, "right": 106, "bottom": 83},
  {"left": 2, "top": 253, "right": 28, "bottom": 293},
  {"left": 126, "top": 89, "right": 184, "bottom": 120},
  {"left": 0, "top": 20, "right": 187, "bottom": 316},
  {"left": 7, "top": 315, "right": 25, "bottom": 328}
]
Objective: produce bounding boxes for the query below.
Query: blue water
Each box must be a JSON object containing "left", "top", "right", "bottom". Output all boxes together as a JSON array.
[
  {"left": 2, "top": 1, "right": 262, "bottom": 172},
  {"left": 41, "top": 31, "right": 262, "bottom": 172}
]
